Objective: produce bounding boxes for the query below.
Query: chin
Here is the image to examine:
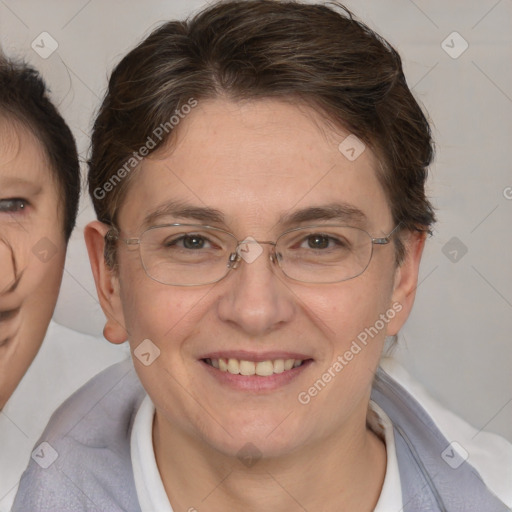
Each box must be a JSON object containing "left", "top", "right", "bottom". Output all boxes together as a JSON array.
[{"left": 198, "top": 415, "right": 307, "bottom": 461}]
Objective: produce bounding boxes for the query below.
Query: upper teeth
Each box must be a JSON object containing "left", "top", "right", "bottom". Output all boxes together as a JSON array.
[{"left": 207, "top": 358, "right": 303, "bottom": 376}]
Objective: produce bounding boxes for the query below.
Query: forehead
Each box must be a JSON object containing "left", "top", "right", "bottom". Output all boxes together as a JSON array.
[
  {"left": 0, "top": 117, "right": 52, "bottom": 185},
  {"left": 119, "top": 98, "right": 392, "bottom": 234}
]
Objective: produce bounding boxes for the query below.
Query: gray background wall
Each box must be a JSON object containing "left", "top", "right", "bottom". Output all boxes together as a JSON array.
[{"left": 1, "top": 0, "right": 511, "bottom": 442}]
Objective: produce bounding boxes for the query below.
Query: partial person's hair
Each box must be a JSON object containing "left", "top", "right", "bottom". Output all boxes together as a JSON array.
[
  {"left": 88, "top": 0, "right": 436, "bottom": 266},
  {"left": 0, "top": 52, "right": 80, "bottom": 240}
]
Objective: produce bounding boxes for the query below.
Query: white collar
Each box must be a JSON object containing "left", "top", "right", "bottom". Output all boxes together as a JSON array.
[
  {"left": 369, "top": 400, "right": 403, "bottom": 511},
  {"left": 131, "top": 395, "right": 402, "bottom": 512}
]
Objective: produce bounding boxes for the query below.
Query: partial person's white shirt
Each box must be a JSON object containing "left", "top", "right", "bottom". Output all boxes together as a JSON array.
[
  {"left": 380, "top": 357, "right": 512, "bottom": 509},
  {"left": 132, "top": 358, "right": 512, "bottom": 511},
  {"left": 131, "top": 395, "right": 403, "bottom": 511},
  {"left": 0, "top": 320, "right": 129, "bottom": 511}
]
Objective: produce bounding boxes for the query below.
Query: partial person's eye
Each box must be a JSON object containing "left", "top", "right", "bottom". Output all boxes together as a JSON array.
[
  {"left": 300, "top": 233, "right": 349, "bottom": 251},
  {"left": 0, "top": 198, "right": 29, "bottom": 213},
  {"left": 165, "top": 234, "right": 214, "bottom": 250}
]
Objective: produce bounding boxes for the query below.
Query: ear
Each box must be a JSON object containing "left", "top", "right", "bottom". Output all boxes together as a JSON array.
[
  {"left": 386, "top": 230, "right": 426, "bottom": 336},
  {"left": 84, "top": 221, "right": 128, "bottom": 344}
]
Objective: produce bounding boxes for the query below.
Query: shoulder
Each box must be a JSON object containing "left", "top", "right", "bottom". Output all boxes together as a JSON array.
[
  {"left": 374, "top": 358, "right": 512, "bottom": 510},
  {"left": 1, "top": 323, "right": 131, "bottom": 511},
  {"left": 12, "top": 359, "right": 145, "bottom": 512},
  {"left": 5, "top": 321, "right": 129, "bottom": 433},
  {"left": 8, "top": 320, "right": 130, "bottom": 438}
]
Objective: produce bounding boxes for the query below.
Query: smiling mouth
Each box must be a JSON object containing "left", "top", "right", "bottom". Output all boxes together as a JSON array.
[{"left": 203, "top": 357, "right": 310, "bottom": 376}]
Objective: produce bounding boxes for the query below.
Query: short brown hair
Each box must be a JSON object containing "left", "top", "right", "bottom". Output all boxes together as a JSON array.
[
  {"left": 89, "top": 0, "right": 435, "bottom": 265},
  {"left": 0, "top": 54, "right": 80, "bottom": 241}
]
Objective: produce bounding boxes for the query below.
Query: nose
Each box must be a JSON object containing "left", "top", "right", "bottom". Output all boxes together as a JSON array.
[
  {"left": 0, "top": 237, "right": 16, "bottom": 293},
  {"left": 217, "top": 241, "right": 295, "bottom": 337}
]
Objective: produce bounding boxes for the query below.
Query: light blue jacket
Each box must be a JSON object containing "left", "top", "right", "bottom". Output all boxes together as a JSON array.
[{"left": 12, "top": 359, "right": 510, "bottom": 511}]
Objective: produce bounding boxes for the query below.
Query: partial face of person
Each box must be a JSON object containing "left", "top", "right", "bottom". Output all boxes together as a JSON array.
[
  {"left": 88, "top": 98, "right": 424, "bottom": 458},
  {"left": 0, "top": 118, "right": 66, "bottom": 409}
]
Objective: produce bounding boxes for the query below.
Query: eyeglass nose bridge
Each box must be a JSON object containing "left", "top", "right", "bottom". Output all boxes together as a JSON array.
[{"left": 228, "top": 239, "right": 279, "bottom": 270}]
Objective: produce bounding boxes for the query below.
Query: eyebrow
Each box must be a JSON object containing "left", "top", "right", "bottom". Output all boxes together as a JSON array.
[
  {"left": 278, "top": 203, "right": 368, "bottom": 228},
  {"left": 0, "top": 176, "right": 43, "bottom": 195},
  {"left": 141, "top": 200, "right": 225, "bottom": 229},
  {"left": 141, "top": 200, "right": 368, "bottom": 230}
]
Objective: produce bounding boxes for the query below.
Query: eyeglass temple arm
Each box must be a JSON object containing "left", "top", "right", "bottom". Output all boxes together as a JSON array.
[
  {"left": 372, "top": 222, "right": 403, "bottom": 245},
  {"left": 372, "top": 222, "right": 432, "bottom": 245},
  {"left": 105, "top": 228, "right": 141, "bottom": 246},
  {"left": 372, "top": 236, "right": 392, "bottom": 245}
]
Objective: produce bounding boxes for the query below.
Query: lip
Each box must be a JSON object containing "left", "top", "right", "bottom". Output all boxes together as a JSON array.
[
  {"left": 200, "top": 358, "right": 314, "bottom": 392},
  {"left": 200, "top": 350, "right": 312, "bottom": 362}
]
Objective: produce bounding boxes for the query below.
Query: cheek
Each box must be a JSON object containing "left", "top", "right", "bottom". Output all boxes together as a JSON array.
[
  {"left": 294, "top": 282, "right": 396, "bottom": 414},
  {"left": 15, "top": 240, "right": 66, "bottom": 361},
  {"left": 0, "top": 239, "right": 16, "bottom": 291},
  {"left": 300, "top": 270, "right": 396, "bottom": 345},
  {"left": 118, "top": 259, "right": 204, "bottom": 347},
  {"left": 295, "top": 271, "right": 396, "bottom": 402},
  {"left": 1, "top": 225, "right": 65, "bottom": 294},
  {"left": 22, "top": 241, "right": 66, "bottom": 308}
]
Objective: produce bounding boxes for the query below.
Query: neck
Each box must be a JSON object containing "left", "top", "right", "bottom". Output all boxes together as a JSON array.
[{"left": 153, "top": 406, "right": 386, "bottom": 512}]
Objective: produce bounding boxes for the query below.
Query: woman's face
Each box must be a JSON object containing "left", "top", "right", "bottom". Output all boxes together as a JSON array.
[
  {"left": 88, "top": 98, "right": 423, "bottom": 459},
  {"left": 0, "top": 118, "right": 66, "bottom": 409}
]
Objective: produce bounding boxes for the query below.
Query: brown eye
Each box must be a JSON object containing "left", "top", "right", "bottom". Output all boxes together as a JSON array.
[
  {"left": 306, "top": 234, "right": 330, "bottom": 249},
  {"left": 164, "top": 234, "right": 212, "bottom": 250},
  {"left": 182, "top": 235, "right": 207, "bottom": 249}
]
